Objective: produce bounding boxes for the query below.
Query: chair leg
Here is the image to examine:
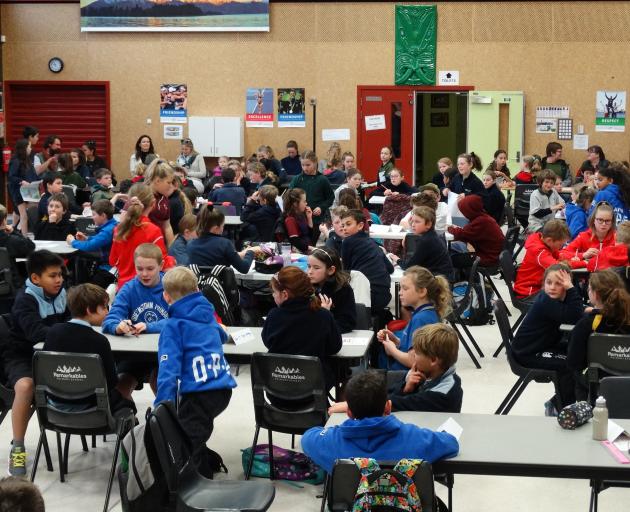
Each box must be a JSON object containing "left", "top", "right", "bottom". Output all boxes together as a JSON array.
[
  {"left": 92, "top": 434, "right": 96, "bottom": 448},
  {"left": 495, "top": 377, "right": 525, "bottom": 414},
  {"left": 42, "top": 431, "right": 54, "bottom": 472},
  {"left": 63, "top": 434, "right": 71, "bottom": 476},
  {"left": 449, "top": 321, "right": 481, "bottom": 369},
  {"left": 511, "top": 312, "right": 526, "bottom": 334},
  {"left": 492, "top": 341, "right": 505, "bottom": 358},
  {"left": 103, "top": 422, "right": 125, "bottom": 512},
  {"left": 590, "top": 480, "right": 599, "bottom": 512},
  {"left": 291, "top": 434, "right": 295, "bottom": 450},
  {"left": 56, "top": 432, "right": 65, "bottom": 483},
  {"left": 268, "top": 430, "right": 275, "bottom": 481},
  {"left": 320, "top": 474, "right": 330, "bottom": 512},
  {"left": 484, "top": 274, "right": 509, "bottom": 315},
  {"left": 245, "top": 425, "right": 261, "bottom": 480},
  {"left": 80, "top": 435, "right": 89, "bottom": 452},
  {"left": 458, "top": 320, "right": 484, "bottom": 358},
  {"left": 30, "top": 430, "right": 44, "bottom": 482},
  {"left": 502, "top": 377, "right": 532, "bottom": 415}
]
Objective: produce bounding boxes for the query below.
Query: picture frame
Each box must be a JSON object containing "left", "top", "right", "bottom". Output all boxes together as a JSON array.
[
  {"left": 430, "top": 112, "right": 449, "bottom": 127},
  {"left": 430, "top": 93, "right": 449, "bottom": 109}
]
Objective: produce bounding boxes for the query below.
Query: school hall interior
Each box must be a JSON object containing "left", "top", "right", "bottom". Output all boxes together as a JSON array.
[{"left": 1, "top": 1, "right": 630, "bottom": 511}]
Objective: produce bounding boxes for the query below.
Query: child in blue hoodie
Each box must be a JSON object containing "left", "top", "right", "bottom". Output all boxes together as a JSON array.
[
  {"left": 0, "top": 250, "right": 70, "bottom": 476},
  {"left": 156, "top": 266, "right": 236, "bottom": 477},
  {"left": 589, "top": 163, "right": 630, "bottom": 223},
  {"left": 565, "top": 184, "right": 595, "bottom": 240},
  {"left": 301, "top": 370, "right": 458, "bottom": 474}
]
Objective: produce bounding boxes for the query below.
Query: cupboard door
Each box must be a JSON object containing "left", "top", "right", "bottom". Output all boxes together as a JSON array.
[
  {"left": 189, "top": 116, "right": 216, "bottom": 156},
  {"left": 214, "top": 117, "right": 244, "bottom": 157}
]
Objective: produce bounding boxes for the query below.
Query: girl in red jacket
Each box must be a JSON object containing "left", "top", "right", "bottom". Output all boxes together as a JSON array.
[
  {"left": 110, "top": 183, "right": 175, "bottom": 290},
  {"left": 560, "top": 202, "right": 617, "bottom": 271}
]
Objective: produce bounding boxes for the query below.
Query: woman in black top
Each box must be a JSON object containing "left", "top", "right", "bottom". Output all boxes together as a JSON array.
[
  {"left": 81, "top": 140, "right": 108, "bottom": 178},
  {"left": 307, "top": 247, "right": 357, "bottom": 333}
]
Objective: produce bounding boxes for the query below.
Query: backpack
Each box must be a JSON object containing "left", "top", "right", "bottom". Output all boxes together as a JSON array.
[
  {"left": 351, "top": 458, "right": 423, "bottom": 512},
  {"left": 452, "top": 275, "right": 495, "bottom": 326},
  {"left": 119, "top": 408, "right": 169, "bottom": 512},
  {"left": 189, "top": 264, "right": 240, "bottom": 325},
  {"left": 241, "top": 444, "right": 325, "bottom": 484}
]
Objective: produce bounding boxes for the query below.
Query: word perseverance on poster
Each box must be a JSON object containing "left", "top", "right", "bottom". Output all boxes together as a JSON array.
[
  {"left": 80, "top": 0, "right": 269, "bottom": 32},
  {"left": 160, "top": 84, "right": 187, "bottom": 124},
  {"left": 277, "top": 88, "right": 305, "bottom": 128},
  {"left": 246, "top": 88, "right": 274, "bottom": 128},
  {"left": 595, "top": 90, "right": 626, "bottom": 133}
]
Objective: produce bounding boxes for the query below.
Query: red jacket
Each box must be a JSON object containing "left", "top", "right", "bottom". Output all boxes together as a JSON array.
[
  {"left": 514, "top": 232, "right": 586, "bottom": 298},
  {"left": 109, "top": 215, "right": 176, "bottom": 290},
  {"left": 447, "top": 195, "right": 505, "bottom": 266},
  {"left": 559, "top": 229, "right": 617, "bottom": 271},
  {"left": 587, "top": 243, "right": 629, "bottom": 271}
]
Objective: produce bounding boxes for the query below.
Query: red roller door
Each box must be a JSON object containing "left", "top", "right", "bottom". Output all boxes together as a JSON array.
[{"left": 5, "top": 81, "right": 110, "bottom": 165}]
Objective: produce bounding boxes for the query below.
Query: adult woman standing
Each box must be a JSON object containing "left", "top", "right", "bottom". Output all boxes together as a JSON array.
[
  {"left": 81, "top": 140, "right": 108, "bottom": 178},
  {"left": 175, "top": 138, "right": 206, "bottom": 193},
  {"left": 8, "top": 139, "right": 37, "bottom": 235},
  {"left": 130, "top": 135, "right": 158, "bottom": 176}
]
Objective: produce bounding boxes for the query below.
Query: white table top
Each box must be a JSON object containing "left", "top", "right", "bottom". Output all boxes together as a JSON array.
[
  {"left": 33, "top": 240, "right": 78, "bottom": 255},
  {"left": 35, "top": 326, "right": 374, "bottom": 361},
  {"left": 368, "top": 196, "right": 386, "bottom": 205},
  {"left": 224, "top": 216, "right": 243, "bottom": 226},
  {"left": 369, "top": 225, "right": 454, "bottom": 242}
]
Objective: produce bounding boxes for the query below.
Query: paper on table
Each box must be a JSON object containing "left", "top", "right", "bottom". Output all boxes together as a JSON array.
[
  {"left": 447, "top": 192, "right": 463, "bottom": 218},
  {"left": 608, "top": 420, "right": 630, "bottom": 451},
  {"left": 370, "top": 224, "right": 392, "bottom": 234},
  {"left": 342, "top": 336, "right": 370, "bottom": 346},
  {"left": 231, "top": 329, "right": 255, "bottom": 346},
  {"left": 437, "top": 417, "right": 463, "bottom": 441}
]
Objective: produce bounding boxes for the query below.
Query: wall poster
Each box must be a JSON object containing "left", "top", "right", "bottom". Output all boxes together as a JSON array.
[
  {"left": 160, "top": 84, "right": 187, "bottom": 124},
  {"left": 596, "top": 90, "right": 626, "bottom": 132},
  {"left": 245, "top": 88, "right": 274, "bottom": 128},
  {"left": 277, "top": 88, "right": 305, "bottom": 128}
]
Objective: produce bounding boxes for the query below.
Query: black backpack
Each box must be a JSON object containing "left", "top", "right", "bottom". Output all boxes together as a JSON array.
[
  {"left": 188, "top": 264, "right": 241, "bottom": 325},
  {"left": 452, "top": 276, "right": 495, "bottom": 326}
]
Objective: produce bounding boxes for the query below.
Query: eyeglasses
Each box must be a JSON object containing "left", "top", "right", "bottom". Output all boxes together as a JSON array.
[{"left": 595, "top": 218, "right": 612, "bottom": 224}]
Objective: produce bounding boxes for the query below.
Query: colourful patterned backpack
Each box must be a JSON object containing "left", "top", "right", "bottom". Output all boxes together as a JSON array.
[{"left": 352, "top": 458, "right": 423, "bottom": 512}]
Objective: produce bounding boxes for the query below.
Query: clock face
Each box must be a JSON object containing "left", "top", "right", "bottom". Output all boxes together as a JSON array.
[{"left": 48, "top": 58, "right": 63, "bottom": 73}]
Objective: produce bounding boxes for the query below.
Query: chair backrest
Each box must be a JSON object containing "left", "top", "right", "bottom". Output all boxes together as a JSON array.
[
  {"left": 355, "top": 304, "right": 372, "bottom": 330},
  {"left": 514, "top": 184, "right": 538, "bottom": 217},
  {"left": 349, "top": 270, "right": 371, "bottom": 307},
  {"left": 600, "top": 376, "right": 630, "bottom": 419},
  {"left": 214, "top": 204, "right": 238, "bottom": 216},
  {"left": 0, "top": 248, "right": 14, "bottom": 297},
  {"left": 32, "top": 351, "right": 114, "bottom": 431},
  {"left": 74, "top": 216, "right": 97, "bottom": 236},
  {"left": 499, "top": 249, "right": 519, "bottom": 302},
  {"left": 329, "top": 459, "right": 436, "bottom": 512},
  {"left": 250, "top": 352, "right": 328, "bottom": 433},
  {"left": 148, "top": 401, "right": 193, "bottom": 493},
  {"left": 587, "top": 334, "right": 630, "bottom": 395},
  {"left": 503, "top": 225, "right": 520, "bottom": 254},
  {"left": 27, "top": 204, "right": 40, "bottom": 229}
]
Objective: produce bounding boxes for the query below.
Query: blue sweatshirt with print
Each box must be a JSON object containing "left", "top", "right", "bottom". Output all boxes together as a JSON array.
[
  {"left": 101, "top": 275, "right": 169, "bottom": 334},
  {"left": 155, "top": 292, "right": 236, "bottom": 404}
]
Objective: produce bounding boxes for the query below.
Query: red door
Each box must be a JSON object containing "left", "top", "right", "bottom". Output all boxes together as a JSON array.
[{"left": 357, "top": 86, "right": 414, "bottom": 184}]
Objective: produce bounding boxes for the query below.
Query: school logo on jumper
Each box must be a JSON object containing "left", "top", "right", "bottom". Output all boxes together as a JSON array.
[
  {"left": 608, "top": 345, "right": 630, "bottom": 360},
  {"left": 53, "top": 365, "right": 87, "bottom": 381},
  {"left": 271, "top": 366, "right": 305, "bottom": 382}
]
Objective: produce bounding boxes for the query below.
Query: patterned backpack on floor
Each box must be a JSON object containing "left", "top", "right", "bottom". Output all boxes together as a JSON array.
[{"left": 352, "top": 458, "right": 423, "bottom": 512}]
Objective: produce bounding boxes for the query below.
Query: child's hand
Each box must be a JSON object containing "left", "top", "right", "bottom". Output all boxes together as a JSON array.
[
  {"left": 377, "top": 329, "right": 399, "bottom": 346},
  {"left": 20, "top": 180, "right": 30, "bottom": 187},
  {"left": 318, "top": 223, "right": 329, "bottom": 237},
  {"left": 66, "top": 234, "right": 75, "bottom": 245},
  {"left": 583, "top": 248, "right": 599, "bottom": 259},
  {"left": 48, "top": 212, "right": 58, "bottom": 223},
  {"left": 403, "top": 368, "right": 425, "bottom": 393},
  {"left": 132, "top": 322, "right": 147, "bottom": 334},
  {"left": 2, "top": 224, "right": 12, "bottom": 234},
  {"left": 328, "top": 401, "right": 349, "bottom": 415},
  {"left": 381, "top": 336, "right": 397, "bottom": 356},
  {"left": 442, "top": 188, "right": 450, "bottom": 197},
  {"left": 319, "top": 294, "right": 333, "bottom": 310},
  {"left": 75, "top": 231, "right": 87, "bottom": 241},
  {"left": 557, "top": 269, "right": 573, "bottom": 290},
  {"left": 116, "top": 320, "right": 134, "bottom": 335},
  {"left": 388, "top": 253, "right": 400, "bottom": 264},
  {"left": 305, "top": 206, "right": 313, "bottom": 218},
  {"left": 383, "top": 188, "right": 392, "bottom": 196},
  {"left": 312, "top": 207, "right": 322, "bottom": 217}
]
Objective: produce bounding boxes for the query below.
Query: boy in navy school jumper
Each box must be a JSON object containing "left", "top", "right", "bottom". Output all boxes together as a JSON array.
[
  {"left": 0, "top": 250, "right": 70, "bottom": 476},
  {"left": 240, "top": 184, "right": 281, "bottom": 242},
  {"left": 210, "top": 167, "right": 247, "bottom": 213},
  {"left": 329, "top": 322, "right": 462, "bottom": 414},
  {"left": 168, "top": 214, "right": 198, "bottom": 266},
  {"left": 156, "top": 267, "right": 236, "bottom": 478},
  {"left": 340, "top": 209, "right": 394, "bottom": 310},
  {"left": 187, "top": 206, "right": 261, "bottom": 273},
  {"left": 37, "top": 172, "right": 64, "bottom": 220},
  {"left": 301, "top": 370, "right": 459, "bottom": 474},
  {"left": 44, "top": 283, "right": 136, "bottom": 414}
]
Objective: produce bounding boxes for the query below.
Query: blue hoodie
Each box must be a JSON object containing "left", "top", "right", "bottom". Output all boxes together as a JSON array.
[
  {"left": 70, "top": 217, "right": 118, "bottom": 269},
  {"left": 155, "top": 292, "right": 236, "bottom": 404},
  {"left": 101, "top": 274, "right": 169, "bottom": 334},
  {"left": 301, "top": 415, "right": 459, "bottom": 473},
  {"left": 589, "top": 183, "right": 630, "bottom": 223},
  {"left": 564, "top": 202, "right": 588, "bottom": 240},
  {"left": 385, "top": 304, "right": 439, "bottom": 371}
]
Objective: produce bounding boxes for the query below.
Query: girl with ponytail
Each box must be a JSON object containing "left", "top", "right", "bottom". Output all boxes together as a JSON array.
[
  {"left": 568, "top": 270, "right": 630, "bottom": 376},
  {"left": 444, "top": 152, "right": 485, "bottom": 198},
  {"left": 110, "top": 183, "right": 175, "bottom": 289},
  {"left": 263, "top": 266, "right": 342, "bottom": 389}
]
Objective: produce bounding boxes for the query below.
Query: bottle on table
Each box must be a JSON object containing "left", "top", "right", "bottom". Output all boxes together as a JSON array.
[{"left": 592, "top": 396, "right": 608, "bottom": 441}]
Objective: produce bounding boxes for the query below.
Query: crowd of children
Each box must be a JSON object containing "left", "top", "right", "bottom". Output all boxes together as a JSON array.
[{"left": 5, "top": 129, "right": 630, "bottom": 503}]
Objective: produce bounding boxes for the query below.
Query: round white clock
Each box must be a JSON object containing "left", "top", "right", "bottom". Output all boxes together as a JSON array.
[{"left": 48, "top": 57, "right": 64, "bottom": 73}]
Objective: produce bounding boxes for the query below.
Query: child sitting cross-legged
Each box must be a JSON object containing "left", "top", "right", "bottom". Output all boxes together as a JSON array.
[
  {"left": 375, "top": 266, "right": 450, "bottom": 371},
  {"left": 155, "top": 266, "right": 236, "bottom": 478},
  {"left": 43, "top": 283, "right": 136, "bottom": 414},
  {"left": 302, "top": 369, "right": 459, "bottom": 474}
]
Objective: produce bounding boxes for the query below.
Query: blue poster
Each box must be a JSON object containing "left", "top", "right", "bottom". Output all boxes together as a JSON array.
[
  {"left": 160, "top": 83, "right": 187, "bottom": 124},
  {"left": 277, "top": 88, "right": 305, "bottom": 128}
]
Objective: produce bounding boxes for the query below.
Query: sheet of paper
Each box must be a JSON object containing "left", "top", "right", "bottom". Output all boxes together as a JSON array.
[
  {"left": 607, "top": 419, "right": 630, "bottom": 443},
  {"left": 230, "top": 329, "right": 255, "bottom": 346},
  {"left": 365, "top": 114, "right": 386, "bottom": 131},
  {"left": 369, "top": 224, "right": 391, "bottom": 234},
  {"left": 437, "top": 417, "right": 463, "bottom": 441},
  {"left": 573, "top": 134, "right": 589, "bottom": 150},
  {"left": 322, "top": 128, "right": 350, "bottom": 141},
  {"left": 342, "top": 336, "right": 370, "bottom": 346},
  {"left": 19, "top": 180, "right": 42, "bottom": 202},
  {"left": 447, "top": 191, "right": 463, "bottom": 218}
]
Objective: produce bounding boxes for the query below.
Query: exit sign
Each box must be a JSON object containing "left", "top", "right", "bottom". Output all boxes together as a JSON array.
[{"left": 438, "top": 71, "right": 460, "bottom": 85}]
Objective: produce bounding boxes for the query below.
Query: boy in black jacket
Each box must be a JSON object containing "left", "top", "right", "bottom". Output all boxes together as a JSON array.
[
  {"left": 340, "top": 209, "right": 394, "bottom": 311},
  {"left": 1, "top": 250, "right": 70, "bottom": 476},
  {"left": 43, "top": 283, "right": 136, "bottom": 414},
  {"left": 0, "top": 204, "right": 35, "bottom": 289},
  {"left": 240, "top": 184, "right": 281, "bottom": 242},
  {"left": 34, "top": 193, "right": 76, "bottom": 241}
]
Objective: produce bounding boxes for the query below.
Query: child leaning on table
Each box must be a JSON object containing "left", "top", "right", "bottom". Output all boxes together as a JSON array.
[
  {"left": 34, "top": 193, "right": 76, "bottom": 241},
  {"left": 155, "top": 266, "right": 236, "bottom": 478},
  {"left": 43, "top": 283, "right": 136, "bottom": 414},
  {"left": 302, "top": 369, "right": 459, "bottom": 474}
]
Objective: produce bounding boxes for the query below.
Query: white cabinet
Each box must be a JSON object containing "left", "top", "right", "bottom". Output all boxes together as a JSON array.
[{"left": 188, "top": 116, "right": 244, "bottom": 157}]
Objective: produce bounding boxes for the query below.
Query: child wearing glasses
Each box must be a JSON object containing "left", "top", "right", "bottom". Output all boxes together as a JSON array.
[{"left": 560, "top": 202, "right": 617, "bottom": 270}]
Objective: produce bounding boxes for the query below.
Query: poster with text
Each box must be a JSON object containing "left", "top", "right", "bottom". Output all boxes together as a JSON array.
[
  {"left": 246, "top": 88, "right": 274, "bottom": 127},
  {"left": 596, "top": 90, "right": 626, "bottom": 132},
  {"left": 277, "top": 88, "right": 305, "bottom": 127},
  {"left": 160, "top": 83, "right": 187, "bottom": 123}
]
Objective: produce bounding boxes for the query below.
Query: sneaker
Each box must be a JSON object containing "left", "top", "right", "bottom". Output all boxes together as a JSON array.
[
  {"left": 544, "top": 400, "right": 558, "bottom": 417},
  {"left": 8, "top": 445, "right": 26, "bottom": 477}
]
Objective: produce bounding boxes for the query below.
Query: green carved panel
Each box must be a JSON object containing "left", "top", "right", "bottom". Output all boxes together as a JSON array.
[{"left": 395, "top": 5, "right": 437, "bottom": 86}]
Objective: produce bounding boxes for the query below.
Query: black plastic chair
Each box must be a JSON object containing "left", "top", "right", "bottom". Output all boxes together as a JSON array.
[
  {"left": 587, "top": 333, "right": 630, "bottom": 401},
  {"left": 493, "top": 300, "right": 560, "bottom": 415},
  {"left": 355, "top": 304, "right": 372, "bottom": 330},
  {"left": 30, "top": 351, "right": 134, "bottom": 512},
  {"left": 448, "top": 255, "right": 484, "bottom": 369},
  {"left": 148, "top": 401, "right": 275, "bottom": 512},
  {"left": 492, "top": 250, "right": 532, "bottom": 357},
  {"left": 503, "top": 225, "right": 521, "bottom": 255},
  {"left": 322, "top": 458, "right": 438, "bottom": 512},
  {"left": 245, "top": 353, "right": 329, "bottom": 480},
  {"left": 74, "top": 216, "right": 97, "bottom": 236}
]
